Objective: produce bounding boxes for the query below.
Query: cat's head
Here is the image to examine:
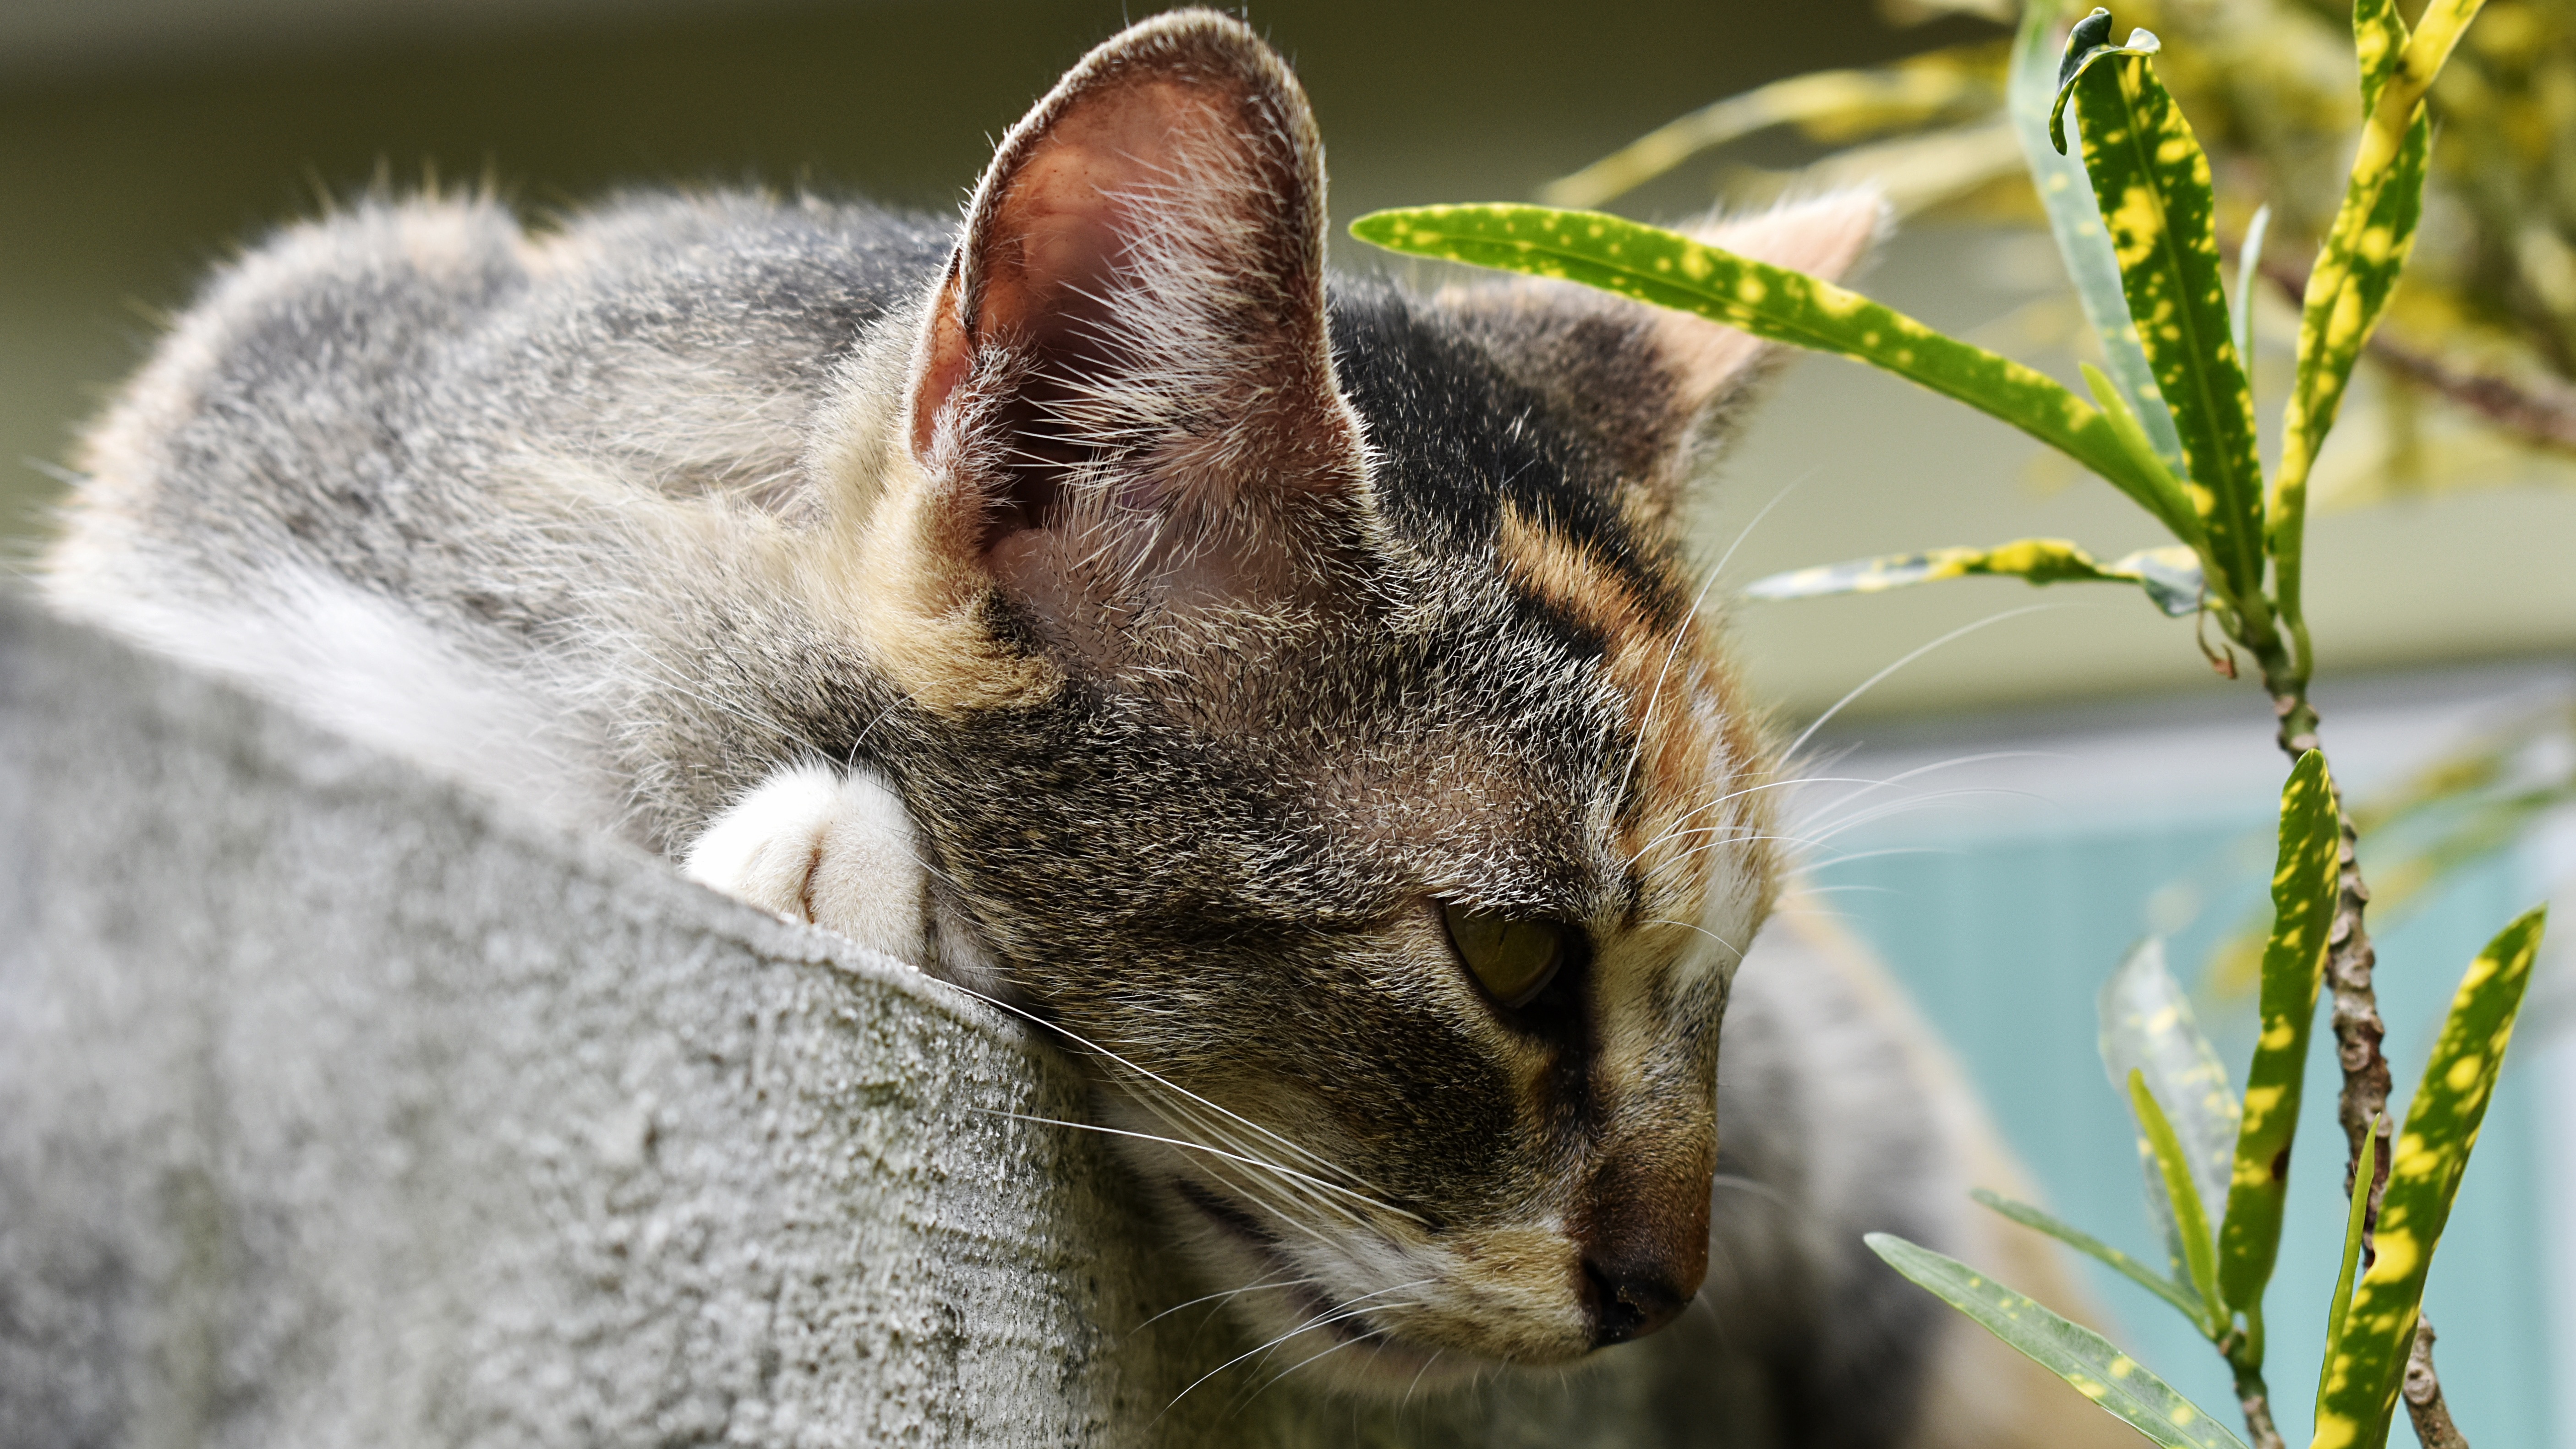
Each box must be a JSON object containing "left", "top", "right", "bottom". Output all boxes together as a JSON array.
[{"left": 821, "top": 8, "right": 1881, "bottom": 1392}]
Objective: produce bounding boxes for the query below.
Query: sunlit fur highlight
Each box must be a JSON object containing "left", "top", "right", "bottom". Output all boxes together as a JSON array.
[{"left": 27, "top": 11, "right": 2129, "bottom": 1443}]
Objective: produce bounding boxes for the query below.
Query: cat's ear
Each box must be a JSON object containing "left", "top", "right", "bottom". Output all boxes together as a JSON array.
[
  {"left": 1445, "top": 190, "right": 1887, "bottom": 524},
  {"left": 896, "top": 9, "right": 1370, "bottom": 662}
]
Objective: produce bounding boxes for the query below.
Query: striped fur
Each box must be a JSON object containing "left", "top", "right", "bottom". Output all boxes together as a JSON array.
[{"left": 39, "top": 10, "right": 2124, "bottom": 1443}]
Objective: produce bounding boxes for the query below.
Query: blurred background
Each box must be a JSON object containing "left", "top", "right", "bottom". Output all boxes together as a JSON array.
[{"left": 4, "top": 0, "right": 2571, "bottom": 1443}]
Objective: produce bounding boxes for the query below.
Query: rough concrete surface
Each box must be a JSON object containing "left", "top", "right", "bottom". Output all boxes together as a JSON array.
[{"left": 0, "top": 601, "right": 1748, "bottom": 1448}]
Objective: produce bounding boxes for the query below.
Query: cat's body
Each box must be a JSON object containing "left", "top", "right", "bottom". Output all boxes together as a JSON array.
[{"left": 40, "top": 11, "right": 2122, "bottom": 1446}]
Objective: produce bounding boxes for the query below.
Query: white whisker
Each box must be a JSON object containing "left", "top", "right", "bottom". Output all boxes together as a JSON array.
[
  {"left": 1785, "top": 604, "right": 2070, "bottom": 763},
  {"left": 1130, "top": 1271, "right": 1321, "bottom": 1336},
  {"left": 973, "top": 1108, "right": 1395, "bottom": 1231}
]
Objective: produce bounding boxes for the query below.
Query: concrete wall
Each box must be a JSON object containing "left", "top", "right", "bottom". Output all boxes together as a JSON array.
[{"left": 0, "top": 601, "right": 1734, "bottom": 1447}]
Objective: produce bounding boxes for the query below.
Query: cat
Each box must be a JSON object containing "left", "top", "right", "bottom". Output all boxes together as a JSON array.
[{"left": 38, "top": 9, "right": 2118, "bottom": 1444}]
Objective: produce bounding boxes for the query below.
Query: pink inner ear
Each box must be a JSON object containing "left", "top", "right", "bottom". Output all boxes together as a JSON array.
[
  {"left": 977, "top": 79, "right": 1228, "bottom": 357},
  {"left": 913, "top": 77, "right": 1260, "bottom": 557}
]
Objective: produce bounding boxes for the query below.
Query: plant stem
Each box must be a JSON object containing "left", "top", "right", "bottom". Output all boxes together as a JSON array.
[
  {"left": 2405, "top": 1317, "right": 2472, "bottom": 1449},
  {"left": 2229, "top": 1356, "right": 2288, "bottom": 1449},
  {"left": 2252, "top": 640, "right": 2472, "bottom": 1447}
]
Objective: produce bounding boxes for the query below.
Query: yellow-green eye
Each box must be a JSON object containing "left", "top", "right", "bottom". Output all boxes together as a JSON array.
[{"left": 1441, "top": 904, "right": 1569, "bottom": 1009}]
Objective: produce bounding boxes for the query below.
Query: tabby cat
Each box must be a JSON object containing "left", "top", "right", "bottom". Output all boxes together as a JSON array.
[{"left": 40, "top": 11, "right": 2115, "bottom": 1444}]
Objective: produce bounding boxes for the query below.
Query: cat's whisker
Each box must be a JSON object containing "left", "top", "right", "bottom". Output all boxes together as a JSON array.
[
  {"left": 1709, "top": 1171, "right": 1794, "bottom": 1211},
  {"left": 1239, "top": 1323, "right": 1408, "bottom": 1411},
  {"left": 953, "top": 983, "right": 1432, "bottom": 1220},
  {"left": 1122, "top": 1088, "right": 1380, "bottom": 1240},
  {"left": 1116, "top": 1072, "right": 1380, "bottom": 1225},
  {"left": 1784, "top": 603, "right": 2069, "bottom": 764},
  {"left": 1778, "top": 751, "right": 2060, "bottom": 841},
  {"left": 1130, "top": 1269, "right": 1324, "bottom": 1337},
  {"left": 973, "top": 1108, "right": 1392, "bottom": 1235},
  {"left": 1780, "top": 844, "right": 1950, "bottom": 875},
  {"left": 1648, "top": 784, "right": 2037, "bottom": 887},
  {"left": 930, "top": 975, "right": 1413, "bottom": 1214},
  {"left": 1643, "top": 917, "right": 1742, "bottom": 958},
  {"left": 1237, "top": 1280, "right": 1433, "bottom": 1387},
  {"left": 1613, "top": 469, "right": 1817, "bottom": 810},
  {"left": 1402, "top": 1347, "right": 1446, "bottom": 1406},
  {"left": 1794, "top": 785, "right": 2047, "bottom": 845},
  {"left": 1620, "top": 774, "right": 1895, "bottom": 871},
  {"left": 1163, "top": 1289, "right": 1428, "bottom": 1416}
]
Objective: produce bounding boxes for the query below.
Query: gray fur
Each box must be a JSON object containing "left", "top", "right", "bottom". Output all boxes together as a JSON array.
[{"left": 39, "top": 11, "right": 2101, "bottom": 1444}]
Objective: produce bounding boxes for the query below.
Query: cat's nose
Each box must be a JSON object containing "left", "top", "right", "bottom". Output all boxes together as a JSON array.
[
  {"left": 1581, "top": 1253, "right": 1694, "bottom": 1346},
  {"left": 1575, "top": 1144, "right": 1712, "bottom": 1347}
]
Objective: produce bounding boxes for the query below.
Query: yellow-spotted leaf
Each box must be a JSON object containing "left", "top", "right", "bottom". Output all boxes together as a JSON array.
[
  {"left": 2053, "top": 29, "right": 2267, "bottom": 611},
  {"left": 2317, "top": 1115, "right": 2382, "bottom": 1427},
  {"left": 2010, "top": 0, "right": 2185, "bottom": 479},
  {"left": 1740, "top": 538, "right": 2202, "bottom": 616},
  {"left": 2130, "top": 1069, "right": 2227, "bottom": 1335},
  {"left": 1865, "top": 1233, "right": 2247, "bottom": 1449},
  {"left": 2312, "top": 904, "right": 2547, "bottom": 1449},
  {"left": 2100, "top": 938, "right": 2236, "bottom": 1308},
  {"left": 2215, "top": 750, "right": 2340, "bottom": 1324},
  {"left": 2272, "top": 112, "right": 2431, "bottom": 670},
  {"left": 1537, "top": 54, "right": 2001, "bottom": 210},
  {"left": 1971, "top": 1188, "right": 2206, "bottom": 1325},
  {"left": 1347, "top": 206, "right": 2200, "bottom": 543},
  {"left": 2273, "top": 0, "right": 2483, "bottom": 681}
]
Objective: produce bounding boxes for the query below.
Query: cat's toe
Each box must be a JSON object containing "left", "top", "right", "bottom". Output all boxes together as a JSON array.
[{"left": 682, "top": 762, "right": 926, "bottom": 959}]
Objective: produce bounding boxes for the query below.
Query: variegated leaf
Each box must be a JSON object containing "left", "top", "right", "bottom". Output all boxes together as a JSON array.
[
  {"left": 2216, "top": 750, "right": 2340, "bottom": 1322},
  {"left": 2272, "top": 0, "right": 2486, "bottom": 674},
  {"left": 2270, "top": 113, "right": 2431, "bottom": 654},
  {"left": 2055, "top": 33, "right": 2268, "bottom": 609},
  {"left": 2130, "top": 1069, "right": 2227, "bottom": 1334},
  {"left": 2100, "top": 938, "right": 2237, "bottom": 1294},
  {"left": 2317, "top": 1113, "right": 2381, "bottom": 1425},
  {"left": 1346, "top": 206, "right": 2199, "bottom": 537},
  {"left": 1538, "top": 54, "right": 2001, "bottom": 210},
  {"left": 2009, "top": 0, "right": 2185, "bottom": 476},
  {"left": 1865, "top": 1233, "right": 2247, "bottom": 1449},
  {"left": 1740, "top": 537, "right": 2203, "bottom": 615},
  {"left": 2312, "top": 905, "right": 2546, "bottom": 1449},
  {"left": 1971, "top": 1188, "right": 2206, "bottom": 1325}
]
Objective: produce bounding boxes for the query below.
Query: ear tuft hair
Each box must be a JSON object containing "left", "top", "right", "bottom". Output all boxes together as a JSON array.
[{"left": 897, "top": 9, "right": 1373, "bottom": 668}]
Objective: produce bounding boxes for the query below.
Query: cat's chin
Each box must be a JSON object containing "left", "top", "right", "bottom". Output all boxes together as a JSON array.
[{"left": 1157, "top": 1173, "right": 1584, "bottom": 1400}]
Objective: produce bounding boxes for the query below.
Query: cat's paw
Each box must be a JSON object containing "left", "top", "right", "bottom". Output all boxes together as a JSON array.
[{"left": 682, "top": 763, "right": 928, "bottom": 961}]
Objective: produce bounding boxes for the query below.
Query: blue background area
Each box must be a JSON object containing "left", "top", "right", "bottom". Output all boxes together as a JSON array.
[{"left": 1812, "top": 810, "right": 2551, "bottom": 1448}]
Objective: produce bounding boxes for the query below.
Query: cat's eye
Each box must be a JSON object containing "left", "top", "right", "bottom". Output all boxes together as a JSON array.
[{"left": 1441, "top": 904, "right": 1570, "bottom": 1009}]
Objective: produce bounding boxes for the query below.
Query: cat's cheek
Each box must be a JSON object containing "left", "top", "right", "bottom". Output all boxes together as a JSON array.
[{"left": 681, "top": 762, "right": 929, "bottom": 962}]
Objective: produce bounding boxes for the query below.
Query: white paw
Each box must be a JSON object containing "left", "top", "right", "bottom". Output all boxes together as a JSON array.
[{"left": 683, "top": 763, "right": 928, "bottom": 961}]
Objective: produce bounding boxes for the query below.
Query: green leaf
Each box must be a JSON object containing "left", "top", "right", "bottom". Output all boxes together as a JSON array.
[
  {"left": 1739, "top": 537, "right": 2203, "bottom": 616},
  {"left": 2129, "top": 1068, "right": 2227, "bottom": 1335},
  {"left": 2056, "top": 34, "right": 2268, "bottom": 611},
  {"left": 2099, "top": 938, "right": 2237, "bottom": 1290},
  {"left": 2080, "top": 364, "right": 2208, "bottom": 556},
  {"left": 1346, "top": 205, "right": 2196, "bottom": 542},
  {"left": 1864, "top": 1233, "right": 2248, "bottom": 1449},
  {"left": 2354, "top": 0, "right": 2412, "bottom": 116},
  {"left": 1970, "top": 1188, "right": 2206, "bottom": 1324},
  {"left": 2313, "top": 905, "right": 2547, "bottom": 1449},
  {"left": 2316, "top": 1114, "right": 2382, "bottom": 1428},
  {"left": 2270, "top": 113, "right": 2431, "bottom": 673},
  {"left": 2273, "top": 0, "right": 2483, "bottom": 683},
  {"left": 2216, "top": 751, "right": 2340, "bottom": 1324},
  {"left": 1535, "top": 57, "right": 2000, "bottom": 210},
  {"left": 2231, "top": 204, "right": 2271, "bottom": 364},
  {"left": 2009, "top": 1, "right": 2184, "bottom": 477}
]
